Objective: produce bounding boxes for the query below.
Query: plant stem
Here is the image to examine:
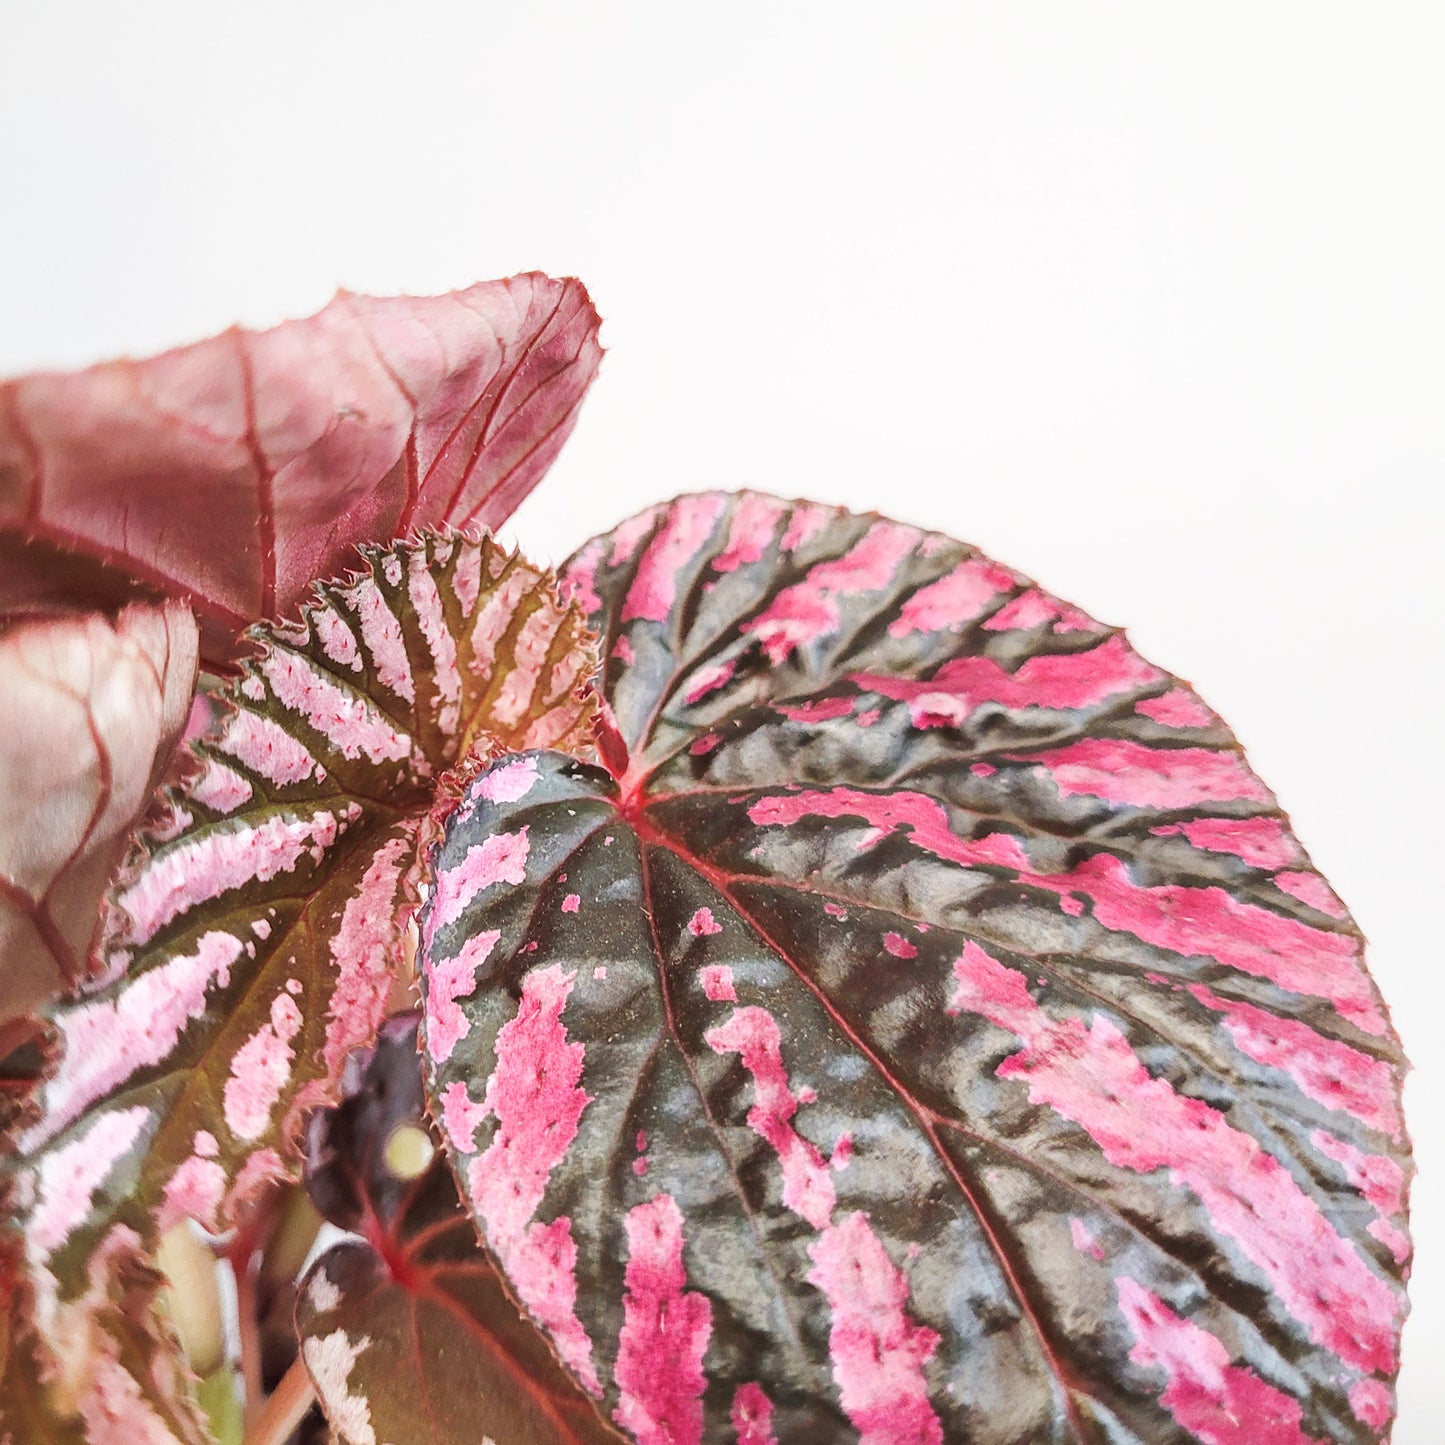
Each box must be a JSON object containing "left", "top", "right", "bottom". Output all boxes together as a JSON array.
[
  {"left": 234, "top": 1253, "right": 264, "bottom": 1429},
  {"left": 242, "top": 1358, "right": 315, "bottom": 1445}
]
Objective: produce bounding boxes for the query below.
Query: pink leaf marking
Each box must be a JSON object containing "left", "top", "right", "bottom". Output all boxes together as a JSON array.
[
  {"left": 1311, "top": 1129, "right": 1411, "bottom": 1263},
  {"left": 407, "top": 547, "right": 461, "bottom": 724},
  {"left": 982, "top": 589, "right": 1095, "bottom": 634},
  {"left": 701, "top": 965, "right": 737, "bottom": 1002},
  {"left": 1006, "top": 738, "right": 1272, "bottom": 810},
  {"left": 852, "top": 634, "right": 1165, "bottom": 728},
  {"left": 440, "top": 1080, "right": 490, "bottom": 1154},
  {"left": 189, "top": 757, "right": 254, "bottom": 814},
  {"left": 624, "top": 492, "right": 729, "bottom": 623},
  {"left": 158, "top": 1134, "right": 228, "bottom": 1233},
  {"left": 749, "top": 786, "right": 1384, "bottom": 1031},
  {"left": 682, "top": 658, "right": 737, "bottom": 705},
  {"left": 688, "top": 906, "right": 724, "bottom": 937},
  {"left": 424, "top": 929, "right": 501, "bottom": 1064},
  {"left": 259, "top": 648, "right": 411, "bottom": 764},
  {"left": 612, "top": 1195, "right": 714, "bottom": 1445},
  {"left": 463, "top": 965, "right": 599, "bottom": 1394},
  {"left": 344, "top": 576, "right": 414, "bottom": 704},
  {"left": 730, "top": 1382, "right": 778, "bottom": 1444},
  {"left": 743, "top": 521, "right": 920, "bottom": 665},
  {"left": 1115, "top": 1278, "right": 1327, "bottom": 1445},
  {"left": 883, "top": 932, "right": 917, "bottom": 959},
  {"left": 705, "top": 1006, "right": 836, "bottom": 1230},
  {"left": 1023, "top": 853, "right": 1386, "bottom": 1037},
  {"left": 806, "top": 1211, "right": 943, "bottom": 1445},
  {"left": 948, "top": 941, "right": 1402, "bottom": 1375},
  {"left": 321, "top": 830, "right": 415, "bottom": 1081},
  {"left": 26, "top": 931, "right": 244, "bottom": 1148},
  {"left": 1186, "top": 983, "right": 1402, "bottom": 1141},
  {"left": 1348, "top": 1378, "right": 1393, "bottom": 1430},
  {"left": 562, "top": 538, "right": 604, "bottom": 613},
  {"left": 887, "top": 557, "right": 1019, "bottom": 638},
  {"left": 561, "top": 893, "right": 581, "bottom": 913},
  {"left": 1274, "top": 870, "right": 1347, "bottom": 918},
  {"left": 714, "top": 494, "right": 788, "bottom": 573},
  {"left": 223, "top": 990, "right": 304, "bottom": 1141},
  {"left": 1151, "top": 816, "right": 1299, "bottom": 870},
  {"left": 474, "top": 755, "right": 540, "bottom": 805},
  {"left": 1069, "top": 1216, "right": 1106, "bottom": 1262},
  {"left": 779, "top": 503, "right": 833, "bottom": 554},
  {"left": 609, "top": 505, "right": 663, "bottom": 567},
  {"left": 117, "top": 808, "right": 349, "bottom": 946},
  {"left": 311, "top": 603, "right": 361, "bottom": 672},
  {"left": 426, "top": 827, "right": 530, "bottom": 940},
  {"left": 28, "top": 1106, "right": 151, "bottom": 1259},
  {"left": 776, "top": 697, "right": 854, "bottom": 722},
  {"left": 1136, "top": 689, "right": 1216, "bottom": 728}
]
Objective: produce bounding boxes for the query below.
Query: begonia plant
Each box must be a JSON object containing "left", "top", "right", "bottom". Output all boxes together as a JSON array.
[{"left": 0, "top": 279, "right": 1412, "bottom": 1445}]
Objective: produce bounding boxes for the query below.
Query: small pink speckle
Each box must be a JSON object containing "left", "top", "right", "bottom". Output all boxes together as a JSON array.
[
  {"left": 633, "top": 1158, "right": 649, "bottom": 1177},
  {"left": 1070, "top": 1216, "right": 1106, "bottom": 1261},
  {"left": 690, "top": 734, "right": 722, "bottom": 756},
  {"left": 688, "top": 907, "right": 723, "bottom": 937},
  {"left": 855, "top": 708, "right": 881, "bottom": 727},
  {"left": 593, "top": 965, "right": 607, "bottom": 980},
  {"left": 831, "top": 1133, "right": 854, "bottom": 1170},
  {"left": 562, "top": 893, "right": 581, "bottom": 914},
  {"left": 798, "top": 1086, "right": 818, "bottom": 1105},
  {"left": 701, "top": 965, "right": 737, "bottom": 1002},
  {"left": 883, "top": 931, "right": 918, "bottom": 959},
  {"left": 824, "top": 902, "right": 848, "bottom": 919},
  {"left": 971, "top": 762, "right": 997, "bottom": 777}
]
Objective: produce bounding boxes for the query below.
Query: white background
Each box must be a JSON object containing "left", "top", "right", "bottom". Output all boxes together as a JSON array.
[{"left": 2, "top": 2, "right": 1441, "bottom": 1436}]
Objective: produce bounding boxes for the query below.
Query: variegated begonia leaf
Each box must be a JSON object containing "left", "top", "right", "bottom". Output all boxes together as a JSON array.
[
  {"left": 0, "top": 1223, "right": 209, "bottom": 1444},
  {"left": 9, "top": 530, "right": 598, "bottom": 1415},
  {"left": 419, "top": 492, "right": 1410, "bottom": 1445},
  {"left": 298, "top": 1015, "right": 623, "bottom": 1445},
  {"left": 0, "top": 600, "right": 198, "bottom": 1031},
  {"left": 0, "top": 274, "right": 603, "bottom": 665}
]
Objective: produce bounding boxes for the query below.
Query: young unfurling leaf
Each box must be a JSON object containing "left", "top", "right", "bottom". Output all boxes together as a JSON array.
[
  {"left": 298, "top": 1016, "right": 622, "bottom": 1445},
  {"left": 419, "top": 492, "right": 1410, "bottom": 1444},
  {"left": 10, "top": 530, "right": 598, "bottom": 1413}
]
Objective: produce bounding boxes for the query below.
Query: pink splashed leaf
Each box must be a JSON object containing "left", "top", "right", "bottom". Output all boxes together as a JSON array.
[
  {"left": 0, "top": 275, "right": 603, "bottom": 666},
  {"left": 11, "top": 529, "right": 599, "bottom": 1400},
  {"left": 419, "top": 492, "right": 1409, "bottom": 1443},
  {"left": 296, "top": 1016, "right": 621, "bottom": 1444}
]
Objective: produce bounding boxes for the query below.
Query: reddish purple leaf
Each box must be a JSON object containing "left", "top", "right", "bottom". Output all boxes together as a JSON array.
[
  {"left": 420, "top": 492, "right": 1410, "bottom": 1443},
  {"left": 297, "top": 1015, "right": 623, "bottom": 1444},
  {"left": 0, "top": 275, "right": 603, "bottom": 663},
  {"left": 0, "top": 601, "right": 198, "bottom": 1026}
]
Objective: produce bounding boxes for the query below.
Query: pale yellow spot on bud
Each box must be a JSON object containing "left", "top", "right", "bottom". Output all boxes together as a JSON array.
[{"left": 383, "top": 1124, "right": 434, "bottom": 1181}]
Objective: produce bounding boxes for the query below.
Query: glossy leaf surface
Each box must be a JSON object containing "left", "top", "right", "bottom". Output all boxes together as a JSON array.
[
  {"left": 420, "top": 492, "right": 1410, "bottom": 1444},
  {"left": 0, "top": 275, "right": 603, "bottom": 663},
  {"left": 299, "top": 1016, "right": 622, "bottom": 1445},
  {"left": 11, "top": 531, "right": 597, "bottom": 1397}
]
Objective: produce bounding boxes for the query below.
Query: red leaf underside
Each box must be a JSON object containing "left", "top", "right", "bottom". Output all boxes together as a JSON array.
[{"left": 0, "top": 275, "right": 603, "bottom": 664}]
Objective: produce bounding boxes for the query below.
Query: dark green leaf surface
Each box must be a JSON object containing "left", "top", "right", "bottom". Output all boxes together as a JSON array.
[
  {"left": 420, "top": 493, "right": 1410, "bottom": 1444},
  {"left": 298, "top": 1016, "right": 622, "bottom": 1445}
]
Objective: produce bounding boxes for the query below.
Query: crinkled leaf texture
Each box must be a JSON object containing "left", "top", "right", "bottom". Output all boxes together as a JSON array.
[
  {"left": 0, "top": 601, "right": 198, "bottom": 1028},
  {"left": 0, "top": 274, "right": 603, "bottom": 664},
  {"left": 298, "top": 1015, "right": 623, "bottom": 1445},
  {"left": 8, "top": 530, "right": 597, "bottom": 1427},
  {"left": 419, "top": 492, "right": 1411, "bottom": 1445}
]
